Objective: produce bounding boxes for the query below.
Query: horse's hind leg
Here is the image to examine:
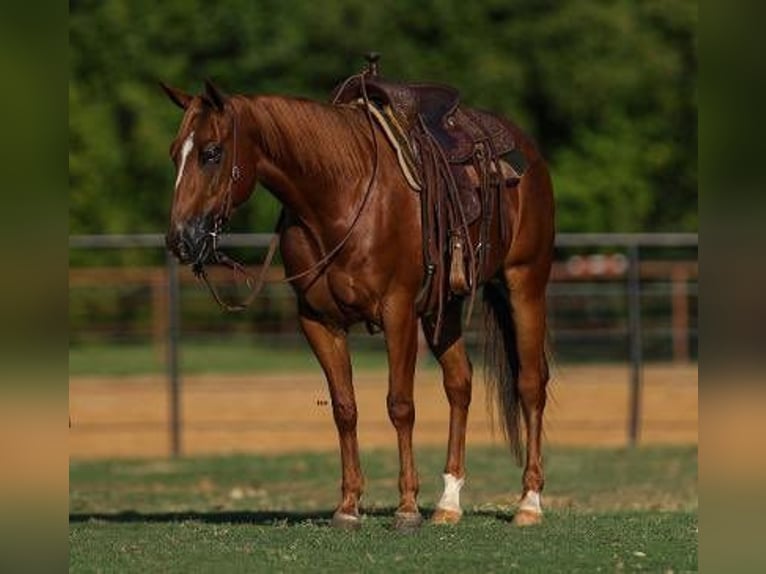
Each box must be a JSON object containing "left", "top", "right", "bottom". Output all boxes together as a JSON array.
[
  {"left": 382, "top": 300, "right": 422, "bottom": 529},
  {"left": 299, "top": 312, "right": 363, "bottom": 529},
  {"left": 506, "top": 265, "right": 550, "bottom": 526},
  {"left": 421, "top": 302, "right": 472, "bottom": 525}
]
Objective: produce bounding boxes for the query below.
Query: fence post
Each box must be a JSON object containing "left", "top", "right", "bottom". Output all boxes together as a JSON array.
[
  {"left": 166, "top": 252, "right": 182, "bottom": 457},
  {"left": 626, "top": 244, "right": 643, "bottom": 447},
  {"left": 671, "top": 266, "right": 690, "bottom": 363}
]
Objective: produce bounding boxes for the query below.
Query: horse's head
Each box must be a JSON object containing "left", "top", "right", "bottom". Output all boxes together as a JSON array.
[{"left": 161, "top": 80, "right": 256, "bottom": 270}]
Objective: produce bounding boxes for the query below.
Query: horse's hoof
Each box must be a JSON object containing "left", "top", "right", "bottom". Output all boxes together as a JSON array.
[
  {"left": 512, "top": 509, "right": 542, "bottom": 526},
  {"left": 431, "top": 507, "right": 462, "bottom": 525},
  {"left": 331, "top": 510, "right": 362, "bottom": 530},
  {"left": 393, "top": 511, "right": 423, "bottom": 531}
]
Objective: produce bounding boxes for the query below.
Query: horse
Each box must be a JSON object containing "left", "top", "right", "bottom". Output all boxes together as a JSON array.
[{"left": 161, "top": 77, "right": 554, "bottom": 529}]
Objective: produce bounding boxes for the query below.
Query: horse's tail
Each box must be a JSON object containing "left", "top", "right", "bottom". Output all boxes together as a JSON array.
[{"left": 482, "top": 278, "right": 523, "bottom": 464}]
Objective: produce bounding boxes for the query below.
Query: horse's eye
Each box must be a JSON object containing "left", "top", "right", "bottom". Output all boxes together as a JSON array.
[{"left": 201, "top": 144, "right": 222, "bottom": 165}]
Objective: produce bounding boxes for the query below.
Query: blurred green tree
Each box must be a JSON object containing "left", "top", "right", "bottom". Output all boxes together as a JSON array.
[{"left": 69, "top": 0, "right": 697, "bottom": 253}]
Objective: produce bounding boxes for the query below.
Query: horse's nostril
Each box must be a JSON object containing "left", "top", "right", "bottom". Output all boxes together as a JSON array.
[
  {"left": 167, "top": 217, "right": 215, "bottom": 265},
  {"left": 165, "top": 231, "right": 193, "bottom": 263},
  {"left": 185, "top": 217, "right": 211, "bottom": 244}
]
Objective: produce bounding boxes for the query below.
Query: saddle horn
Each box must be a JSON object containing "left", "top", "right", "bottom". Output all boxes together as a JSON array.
[{"left": 364, "top": 52, "right": 381, "bottom": 77}]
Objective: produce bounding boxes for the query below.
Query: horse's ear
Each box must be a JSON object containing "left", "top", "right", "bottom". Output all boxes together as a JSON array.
[
  {"left": 204, "top": 78, "right": 228, "bottom": 111},
  {"left": 160, "top": 82, "right": 192, "bottom": 110}
]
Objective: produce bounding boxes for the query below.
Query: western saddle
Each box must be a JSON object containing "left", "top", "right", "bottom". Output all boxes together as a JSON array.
[{"left": 331, "top": 53, "right": 526, "bottom": 339}]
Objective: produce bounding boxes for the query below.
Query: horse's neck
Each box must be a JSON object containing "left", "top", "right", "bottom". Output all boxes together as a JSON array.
[{"left": 246, "top": 95, "right": 372, "bottom": 224}]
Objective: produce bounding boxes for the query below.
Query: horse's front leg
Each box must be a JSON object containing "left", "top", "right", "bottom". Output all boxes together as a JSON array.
[
  {"left": 299, "top": 313, "right": 363, "bottom": 529},
  {"left": 382, "top": 301, "right": 422, "bottom": 529}
]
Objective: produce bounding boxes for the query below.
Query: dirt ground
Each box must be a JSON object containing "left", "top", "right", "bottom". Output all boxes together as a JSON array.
[{"left": 69, "top": 363, "right": 697, "bottom": 459}]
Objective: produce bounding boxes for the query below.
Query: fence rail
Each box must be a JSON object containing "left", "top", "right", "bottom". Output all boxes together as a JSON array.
[
  {"left": 70, "top": 232, "right": 699, "bottom": 249},
  {"left": 69, "top": 232, "right": 698, "bottom": 457}
]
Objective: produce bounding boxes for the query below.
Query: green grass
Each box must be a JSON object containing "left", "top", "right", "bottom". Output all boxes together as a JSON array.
[
  {"left": 70, "top": 446, "right": 697, "bottom": 572},
  {"left": 69, "top": 341, "right": 393, "bottom": 376}
]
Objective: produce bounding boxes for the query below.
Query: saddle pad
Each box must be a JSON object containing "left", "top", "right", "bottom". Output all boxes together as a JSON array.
[{"left": 360, "top": 100, "right": 422, "bottom": 191}]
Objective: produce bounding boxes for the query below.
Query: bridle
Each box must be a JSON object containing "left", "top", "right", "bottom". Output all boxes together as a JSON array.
[
  {"left": 191, "top": 76, "right": 381, "bottom": 312},
  {"left": 191, "top": 101, "right": 264, "bottom": 311}
]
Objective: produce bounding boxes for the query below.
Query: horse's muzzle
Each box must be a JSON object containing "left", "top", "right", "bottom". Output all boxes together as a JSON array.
[{"left": 166, "top": 215, "right": 215, "bottom": 266}]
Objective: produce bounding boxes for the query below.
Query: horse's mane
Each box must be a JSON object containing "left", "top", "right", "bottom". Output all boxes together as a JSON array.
[{"left": 249, "top": 95, "right": 373, "bottom": 182}]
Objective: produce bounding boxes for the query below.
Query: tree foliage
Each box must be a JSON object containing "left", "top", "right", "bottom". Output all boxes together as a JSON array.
[{"left": 69, "top": 0, "right": 697, "bottom": 238}]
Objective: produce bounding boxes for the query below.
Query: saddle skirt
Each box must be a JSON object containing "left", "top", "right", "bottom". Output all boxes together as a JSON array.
[{"left": 350, "top": 98, "right": 525, "bottom": 226}]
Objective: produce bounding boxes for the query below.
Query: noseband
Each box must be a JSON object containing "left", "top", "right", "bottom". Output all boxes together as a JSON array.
[{"left": 193, "top": 76, "right": 381, "bottom": 312}]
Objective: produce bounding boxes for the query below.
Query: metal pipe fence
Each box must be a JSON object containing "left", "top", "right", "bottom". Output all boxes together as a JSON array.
[{"left": 69, "top": 233, "right": 698, "bottom": 457}]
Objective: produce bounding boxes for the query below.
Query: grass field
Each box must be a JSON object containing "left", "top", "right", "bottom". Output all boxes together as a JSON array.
[
  {"left": 70, "top": 446, "right": 697, "bottom": 572},
  {"left": 69, "top": 341, "right": 390, "bottom": 376}
]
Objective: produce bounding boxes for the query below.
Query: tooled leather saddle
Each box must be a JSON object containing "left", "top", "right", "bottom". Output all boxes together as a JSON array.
[{"left": 332, "top": 53, "right": 527, "bottom": 340}]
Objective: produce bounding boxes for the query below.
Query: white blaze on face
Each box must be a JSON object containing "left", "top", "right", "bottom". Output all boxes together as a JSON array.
[
  {"left": 437, "top": 473, "right": 465, "bottom": 513},
  {"left": 175, "top": 131, "right": 195, "bottom": 190}
]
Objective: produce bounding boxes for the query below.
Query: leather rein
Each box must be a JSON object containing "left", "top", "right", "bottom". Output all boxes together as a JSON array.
[{"left": 193, "top": 75, "right": 381, "bottom": 312}]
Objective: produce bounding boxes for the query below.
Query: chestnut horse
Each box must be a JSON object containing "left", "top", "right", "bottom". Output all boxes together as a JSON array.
[{"left": 162, "top": 79, "right": 554, "bottom": 529}]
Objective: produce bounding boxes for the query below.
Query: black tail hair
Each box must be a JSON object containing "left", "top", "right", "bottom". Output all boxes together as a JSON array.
[{"left": 482, "top": 279, "right": 523, "bottom": 465}]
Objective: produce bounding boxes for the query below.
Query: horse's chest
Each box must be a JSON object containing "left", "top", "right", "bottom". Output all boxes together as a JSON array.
[{"left": 300, "top": 271, "right": 379, "bottom": 327}]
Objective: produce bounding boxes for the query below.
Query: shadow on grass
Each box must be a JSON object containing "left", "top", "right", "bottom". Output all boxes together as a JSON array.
[
  {"left": 70, "top": 509, "right": 337, "bottom": 526},
  {"left": 69, "top": 507, "right": 516, "bottom": 526}
]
